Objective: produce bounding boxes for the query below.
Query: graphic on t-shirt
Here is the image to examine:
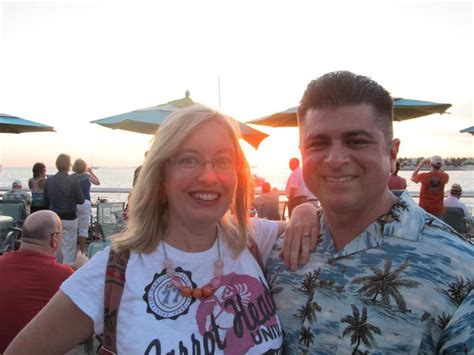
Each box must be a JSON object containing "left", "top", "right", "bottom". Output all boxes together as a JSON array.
[
  {"left": 195, "top": 273, "right": 281, "bottom": 354},
  {"left": 428, "top": 176, "right": 442, "bottom": 191},
  {"left": 142, "top": 271, "right": 282, "bottom": 354},
  {"left": 143, "top": 267, "right": 196, "bottom": 320}
]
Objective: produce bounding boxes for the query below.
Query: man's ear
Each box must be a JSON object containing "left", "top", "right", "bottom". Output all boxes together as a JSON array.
[
  {"left": 389, "top": 139, "right": 400, "bottom": 174},
  {"left": 50, "top": 233, "right": 59, "bottom": 249}
]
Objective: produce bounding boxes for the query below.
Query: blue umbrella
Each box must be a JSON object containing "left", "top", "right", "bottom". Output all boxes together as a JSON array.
[
  {"left": 246, "top": 98, "right": 452, "bottom": 127},
  {"left": 91, "top": 92, "right": 269, "bottom": 149},
  {"left": 460, "top": 126, "right": 474, "bottom": 135},
  {"left": 0, "top": 113, "right": 55, "bottom": 134}
]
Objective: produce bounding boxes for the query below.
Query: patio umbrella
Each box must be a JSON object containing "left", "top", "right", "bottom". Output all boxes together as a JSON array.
[
  {"left": 0, "top": 113, "right": 55, "bottom": 134},
  {"left": 91, "top": 91, "right": 269, "bottom": 149},
  {"left": 246, "top": 98, "right": 452, "bottom": 127},
  {"left": 460, "top": 126, "right": 474, "bottom": 135}
]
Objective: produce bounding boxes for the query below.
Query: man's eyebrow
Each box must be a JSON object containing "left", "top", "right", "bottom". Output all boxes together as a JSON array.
[
  {"left": 343, "top": 130, "right": 375, "bottom": 138},
  {"left": 305, "top": 130, "right": 374, "bottom": 140}
]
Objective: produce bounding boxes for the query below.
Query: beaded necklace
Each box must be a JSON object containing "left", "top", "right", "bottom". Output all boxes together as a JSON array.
[{"left": 162, "top": 237, "right": 224, "bottom": 299}]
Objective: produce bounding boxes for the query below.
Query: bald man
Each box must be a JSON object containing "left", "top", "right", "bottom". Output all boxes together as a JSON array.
[{"left": 0, "top": 210, "right": 86, "bottom": 352}]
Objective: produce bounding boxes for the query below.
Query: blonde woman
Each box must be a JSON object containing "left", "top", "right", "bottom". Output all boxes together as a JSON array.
[
  {"left": 6, "top": 105, "right": 317, "bottom": 354},
  {"left": 72, "top": 158, "right": 100, "bottom": 253}
]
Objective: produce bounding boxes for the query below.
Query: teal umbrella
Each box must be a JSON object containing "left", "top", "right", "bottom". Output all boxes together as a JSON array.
[
  {"left": 246, "top": 98, "right": 452, "bottom": 127},
  {"left": 460, "top": 126, "right": 474, "bottom": 135},
  {"left": 91, "top": 91, "right": 269, "bottom": 149},
  {"left": 0, "top": 113, "right": 55, "bottom": 134}
]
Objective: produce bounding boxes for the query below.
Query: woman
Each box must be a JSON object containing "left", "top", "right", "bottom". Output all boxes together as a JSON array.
[
  {"left": 72, "top": 159, "right": 101, "bottom": 253},
  {"left": 28, "top": 162, "right": 48, "bottom": 213},
  {"left": 6, "top": 105, "right": 317, "bottom": 354}
]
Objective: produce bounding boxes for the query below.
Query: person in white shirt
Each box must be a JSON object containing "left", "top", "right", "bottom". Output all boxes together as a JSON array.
[
  {"left": 444, "top": 183, "right": 471, "bottom": 217},
  {"left": 285, "top": 157, "right": 318, "bottom": 217}
]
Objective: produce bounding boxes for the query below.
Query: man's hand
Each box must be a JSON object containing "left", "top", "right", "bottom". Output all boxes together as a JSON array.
[
  {"left": 282, "top": 202, "right": 320, "bottom": 271},
  {"left": 70, "top": 251, "right": 89, "bottom": 270}
]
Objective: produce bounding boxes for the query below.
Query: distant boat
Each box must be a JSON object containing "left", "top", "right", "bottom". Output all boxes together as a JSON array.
[{"left": 91, "top": 166, "right": 100, "bottom": 170}]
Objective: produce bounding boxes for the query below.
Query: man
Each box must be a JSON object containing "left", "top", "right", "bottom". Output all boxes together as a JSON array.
[
  {"left": 285, "top": 157, "right": 317, "bottom": 217},
  {"left": 2, "top": 180, "right": 32, "bottom": 216},
  {"left": 253, "top": 182, "right": 280, "bottom": 220},
  {"left": 444, "top": 183, "right": 470, "bottom": 217},
  {"left": 267, "top": 71, "right": 473, "bottom": 353},
  {"left": 0, "top": 210, "right": 82, "bottom": 352},
  {"left": 411, "top": 155, "right": 449, "bottom": 218},
  {"left": 44, "top": 153, "right": 85, "bottom": 263}
]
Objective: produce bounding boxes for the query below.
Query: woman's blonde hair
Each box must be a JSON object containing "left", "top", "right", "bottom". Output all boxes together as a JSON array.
[
  {"left": 113, "top": 104, "right": 252, "bottom": 255},
  {"left": 72, "top": 158, "right": 87, "bottom": 174}
]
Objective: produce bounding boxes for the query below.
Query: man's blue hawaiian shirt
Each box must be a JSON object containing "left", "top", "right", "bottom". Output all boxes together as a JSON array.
[{"left": 267, "top": 192, "right": 473, "bottom": 354}]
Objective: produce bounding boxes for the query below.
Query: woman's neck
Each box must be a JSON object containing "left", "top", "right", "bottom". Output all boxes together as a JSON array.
[{"left": 164, "top": 221, "right": 218, "bottom": 252}]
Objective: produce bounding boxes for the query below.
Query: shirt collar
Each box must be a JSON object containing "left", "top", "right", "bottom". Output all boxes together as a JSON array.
[{"left": 318, "top": 191, "right": 424, "bottom": 259}]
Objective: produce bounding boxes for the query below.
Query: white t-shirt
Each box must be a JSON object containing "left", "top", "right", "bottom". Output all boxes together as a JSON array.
[
  {"left": 444, "top": 195, "right": 471, "bottom": 217},
  {"left": 284, "top": 167, "right": 317, "bottom": 200},
  {"left": 61, "top": 219, "right": 281, "bottom": 354}
]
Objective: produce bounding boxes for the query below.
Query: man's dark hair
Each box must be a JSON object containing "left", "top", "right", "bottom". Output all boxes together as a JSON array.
[{"left": 297, "top": 71, "right": 394, "bottom": 144}]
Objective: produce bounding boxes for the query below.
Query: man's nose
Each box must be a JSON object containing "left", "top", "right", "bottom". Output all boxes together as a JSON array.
[{"left": 324, "top": 145, "right": 350, "bottom": 168}]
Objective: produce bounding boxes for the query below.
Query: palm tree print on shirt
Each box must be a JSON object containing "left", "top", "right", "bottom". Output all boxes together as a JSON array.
[
  {"left": 352, "top": 257, "right": 421, "bottom": 312},
  {"left": 294, "top": 269, "right": 343, "bottom": 352},
  {"left": 446, "top": 276, "right": 474, "bottom": 305},
  {"left": 341, "top": 304, "right": 381, "bottom": 355}
]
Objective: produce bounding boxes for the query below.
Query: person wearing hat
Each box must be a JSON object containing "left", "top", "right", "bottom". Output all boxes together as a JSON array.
[
  {"left": 411, "top": 155, "right": 449, "bottom": 218},
  {"left": 2, "top": 180, "right": 32, "bottom": 216},
  {"left": 444, "top": 183, "right": 470, "bottom": 218}
]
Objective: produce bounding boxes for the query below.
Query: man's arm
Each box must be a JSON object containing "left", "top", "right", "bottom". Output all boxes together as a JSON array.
[
  {"left": 411, "top": 158, "right": 429, "bottom": 182},
  {"left": 288, "top": 187, "right": 297, "bottom": 200}
]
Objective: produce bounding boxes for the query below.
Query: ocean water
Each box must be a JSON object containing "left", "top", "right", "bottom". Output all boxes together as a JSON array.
[{"left": 1, "top": 166, "right": 473, "bottom": 208}]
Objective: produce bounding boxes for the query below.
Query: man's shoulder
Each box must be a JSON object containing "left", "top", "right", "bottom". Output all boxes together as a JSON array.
[{"left": 419, "top": 216, "right": 474, "bottom": 253}]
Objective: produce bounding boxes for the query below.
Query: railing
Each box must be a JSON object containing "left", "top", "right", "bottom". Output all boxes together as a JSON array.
[{"left": 1, "top": 187, "right": 474, "bottom": 209}]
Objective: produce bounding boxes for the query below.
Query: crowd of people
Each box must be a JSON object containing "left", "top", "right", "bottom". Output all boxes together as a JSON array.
[{"left": 1, "top": 71, "right": 473, "bottom": 354}]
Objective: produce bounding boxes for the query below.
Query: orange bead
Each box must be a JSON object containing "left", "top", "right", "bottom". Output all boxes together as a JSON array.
[
  {"left": 181, "top": 287, "right": 193, "bottom": 297},
  {"left": 192, "top": 288, "right": 203, "bottom": 299},
  {"left": 202, "top": 285, "right": 214, "bottom": 297}
]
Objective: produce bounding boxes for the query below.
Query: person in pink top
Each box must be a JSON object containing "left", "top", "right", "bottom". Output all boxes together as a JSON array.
[{"left": 388, "top": 160, "right": 407, "bottom": 191}]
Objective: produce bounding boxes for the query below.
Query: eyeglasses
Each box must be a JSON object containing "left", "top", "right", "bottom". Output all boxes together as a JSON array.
[{"left": 168, "top": 153, "right": 237, "bottom": 173}]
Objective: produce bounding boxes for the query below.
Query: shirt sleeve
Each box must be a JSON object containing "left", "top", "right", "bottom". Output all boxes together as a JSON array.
[
  {"left": 60, "top": 247, "right": 110, "bottom": 334},
  {"left": 412, "top": 172, "right": 426, "bottom": 183},
  {"left": 250, "top": 217, "right": 280, "bottom": 264}
]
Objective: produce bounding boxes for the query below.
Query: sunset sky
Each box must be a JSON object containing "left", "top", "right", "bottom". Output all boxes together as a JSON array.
[{"left": 0, "top": 0, "right": 472, "bottom": 175}]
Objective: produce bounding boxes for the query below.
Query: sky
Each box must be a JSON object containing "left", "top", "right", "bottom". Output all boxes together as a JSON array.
[{"left": 0, "top": 0, "right": 472, "bottom": 174}]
